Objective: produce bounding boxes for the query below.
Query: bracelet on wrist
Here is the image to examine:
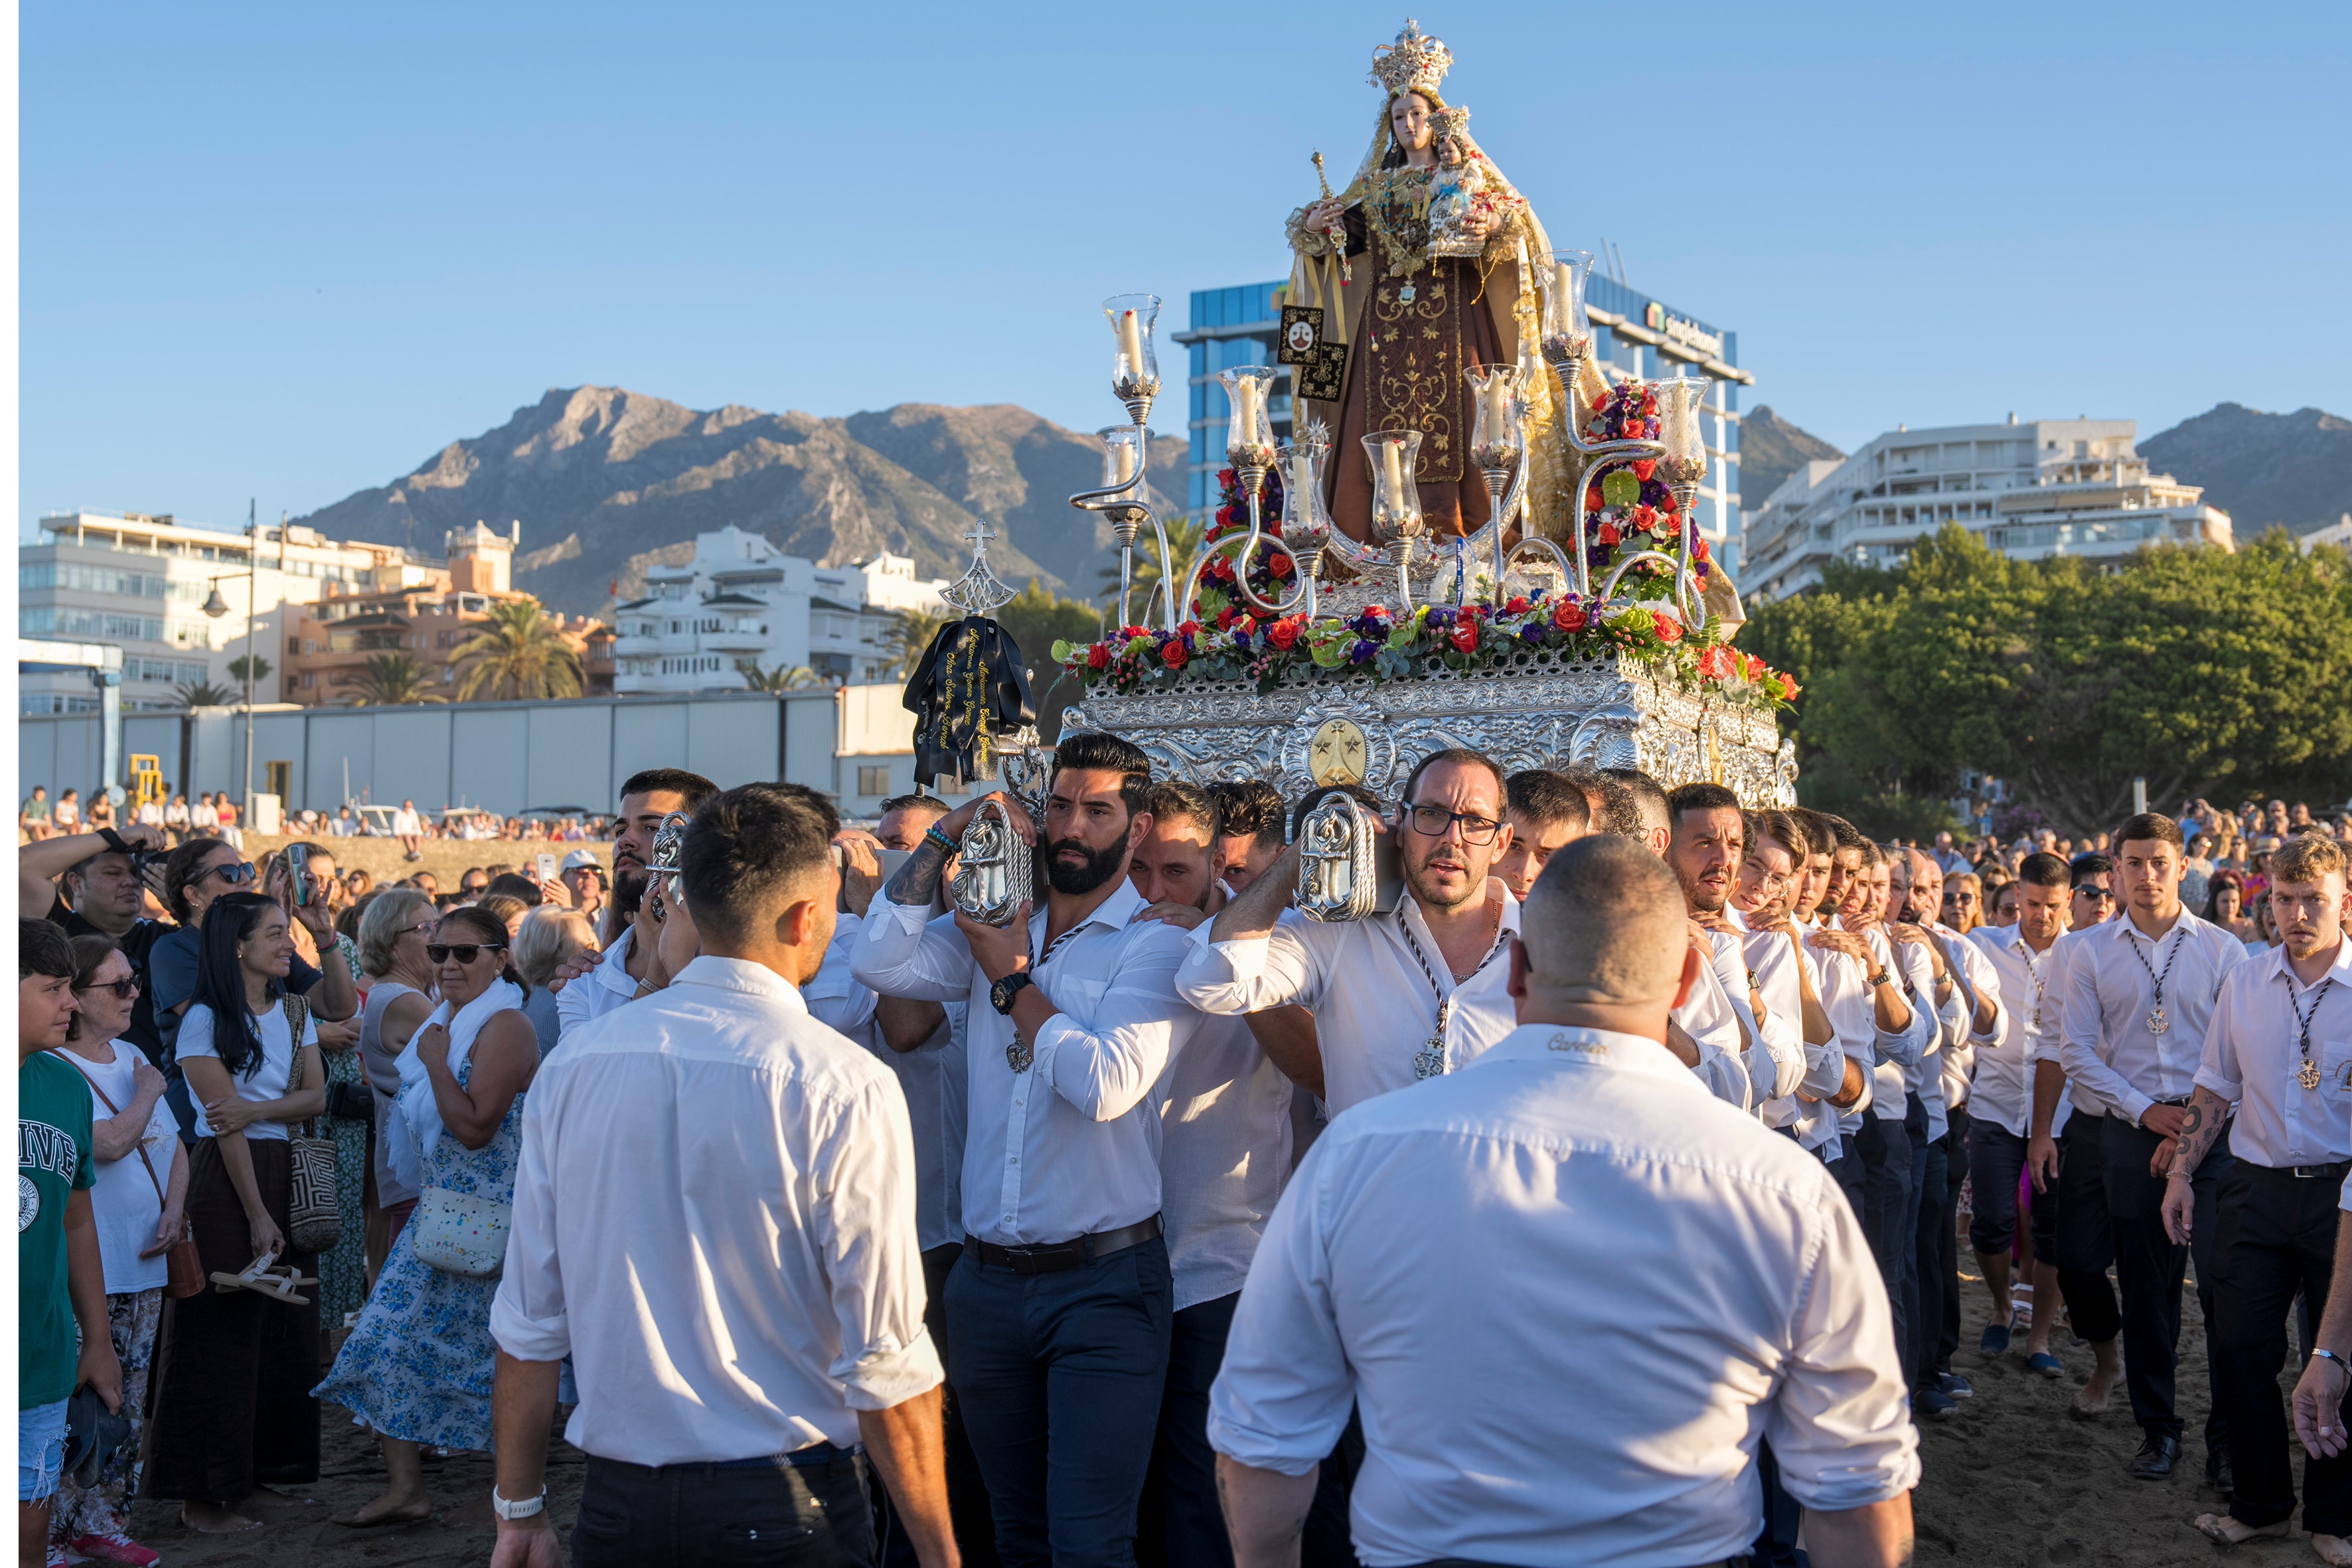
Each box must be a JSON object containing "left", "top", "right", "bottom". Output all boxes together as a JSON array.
[
  {"left": 923, "top": 824, "right": 959, "bottom": 855},
  {"left": 2315, "top": 1348, "right": 2352, "bottom": 1377}
]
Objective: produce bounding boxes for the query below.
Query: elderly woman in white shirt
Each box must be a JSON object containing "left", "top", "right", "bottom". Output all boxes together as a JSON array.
[
  {"left": 313, "top": 905, "right": 538, "bottom": 1528},
  {"left": 46, "top": 935, "right": 189, "bottom": 1567}
]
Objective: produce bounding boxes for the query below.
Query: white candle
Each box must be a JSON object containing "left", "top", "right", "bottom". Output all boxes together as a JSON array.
[
  {"left": 1381, "top": 437, "right": 1405, "bottom": 498},
  {"left": 1289, "top": 448, "right": 1316, "bottom": 498},
  {"left": 1482, "top": 378, "right": 1512, "bottom": 438},
  {"left": 1115, "top": 441, "right": 1138, "bottom": 487},
  {"left": 1235, "top": 378, "right": 1261, "bottom": 446},
  {"left": 1118, "top": 311, "right": 1146, "bottom": 378},
  {"left": 1553, "top": 262, "right": 1573, "bottom": 312}
]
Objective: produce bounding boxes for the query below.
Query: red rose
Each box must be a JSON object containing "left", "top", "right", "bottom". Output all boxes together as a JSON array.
[
  {"left": 1781, "top": 675, "right": 1802, "bottom": 699},
  {"left": 1694, "top": 538, "right": 1711, "bottom": 563},
  {"left": 1267, "top": 618, "right": 1300, "bottom": 651},
  {"left": 1662, "top": 514, "right": 1681, "bottom": 539},
  {"left": 1087, "top": 644, "right": 1111, "bottom": 671},
  {"left": 1698, "top": 645, "right": 1732, "bottom": 680},
  {"left": 1658, "top": 491, "right": 1678, "bottom": 514},
  {"left": 1269, "top": 552, "right": 1293, "bottom": 578},
  {"left": 1449, "top": 625, "right": 1478, "bottom": 654},
  {"left": 1585, "top": 487, "right": 1604, "bottom": 511},
  {"left": 1597, "top": 522, "right": 1622, "bottom": 547},
  {"left": 1632, "top": 459, "right": 1656, "bottom": 482},
  {"left": 1215, "top": 606, "right": 1237, "bottom": 631},
  {"left": 1652, "top": 613, "right": 1683, "bottom": 644},
  {"left": 1551, "top": 599, "right": 1588, "bottom": 632},
  {"left": 1746, "top": 653, "right": 1767, "bottom": 681},
  {"left": 1632, "top": 505, "right": 1656, "bottom": 531},
  {"left": 1505, "top": 595, "right": 1530, "bottom": 615},
  {"left": 1162, "top": 638, "right": 1190, "bottom": 669}
]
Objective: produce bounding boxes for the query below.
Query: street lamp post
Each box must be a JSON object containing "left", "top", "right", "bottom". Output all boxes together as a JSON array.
[{"left": 200, "top": 500, "right": 262, "bottom": 826}]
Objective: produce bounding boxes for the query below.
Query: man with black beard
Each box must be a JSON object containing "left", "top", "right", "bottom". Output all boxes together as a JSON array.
[
  {"left": 553, "top": 768, "right": 714, "bottom": 1030},
  {"left": 853, "top": 732, "right": 1196, "bottom": 1567}
]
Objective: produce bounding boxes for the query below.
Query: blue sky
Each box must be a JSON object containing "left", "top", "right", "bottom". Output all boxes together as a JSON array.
[{"left": 21, "top": 1, "right": 2350, "bottom": 540}]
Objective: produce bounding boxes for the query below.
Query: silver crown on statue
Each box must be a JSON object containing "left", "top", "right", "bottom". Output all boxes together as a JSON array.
[{"left": 1370, "top": 19, "right": 1452, "bottom": 98}]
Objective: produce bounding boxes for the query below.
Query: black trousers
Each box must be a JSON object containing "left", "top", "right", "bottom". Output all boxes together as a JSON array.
[
  {"left": 2054, "top": 1111, "right": 2122, "bottom": 1343},
  {"left": 1855, "top": 1113, "right": 1915, "bottom": 1383},
  {"left": 1938, "top": 1114, "right": 1968, "bottom": 1373},
  {"left": 876, "top": 1244, "right": 999, "bottom": 1568},
  {"left": 2211, "top": 1160, "right": 2352, "bottom": 1535},
  {"left": 1829, "top": 1133, "right": 1867, "bottom": 1220},
  {"left": 1137, "top": 1292, "right": 1239, "bottom": 1568},
  {"left": 1902, "top": 1097, "right": 1936, "bottom": 1390},
  {"left": 1967, "top": 1120, "right": 2060, "bottom": 1261},
  {"left": 2103, "top": 1114, "right": 2231, "bottom": 1450},
  {"left": 574, "top": 1449, "right": 875, "bottom": 1568}
]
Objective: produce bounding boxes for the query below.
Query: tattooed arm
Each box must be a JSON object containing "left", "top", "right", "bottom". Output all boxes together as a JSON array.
[{"left": 2159, "top": 1085, "right": 2235, "bottom": 1245}]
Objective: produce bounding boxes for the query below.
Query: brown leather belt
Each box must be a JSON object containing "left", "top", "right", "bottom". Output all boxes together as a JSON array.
[{"left": 963, "top": 1214, "right": 1162, "bottom": 1275}]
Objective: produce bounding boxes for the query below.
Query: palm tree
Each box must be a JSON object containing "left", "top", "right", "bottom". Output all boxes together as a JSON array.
[
  {"left": 450, "top": 600, "right": 584, "bottom": 701},
  {"left": 343, "top": 653, "right": 445, "bottom": 707},
  {"left": 172, "top": 680, "right": 234, "bottom": 710},
  {"left": 890, "top": 608, "right": 951, "bottom": 679},
  {"left": 1097, "top": 515, "right": 1206, "bottom": 625},
  {"left": 738, "top": 660, "right": 826, "bottom": 692},
  {"left": 226, "top": 654, "right": 272, "bottom": 684}
]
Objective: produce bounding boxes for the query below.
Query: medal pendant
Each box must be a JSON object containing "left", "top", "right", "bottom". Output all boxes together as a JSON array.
[
  {"left": 2147, "top": 1008, "right": 2168, "bottom": 1036},
  {"left": 1413, "top": 1040, "right": 1447, "bottom": 1079},
  {"left": 2302, "top": 1058, "right": 2323, "bottom": 1091},
  {"left": 1006, "top": 1037, "right": 1033, "bottom": 1073},
  {"left": 1399, "top": 283, "right": 1417, "bottom": 304}
]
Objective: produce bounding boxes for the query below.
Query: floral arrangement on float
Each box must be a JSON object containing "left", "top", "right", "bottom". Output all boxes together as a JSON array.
[
  {"left": 1052, "top": 591, "right": 1796, "bottom": 712},
  {"left": 1577, "top": 379, "right": 1717, "bottom": 597},
  {"left": 1190, "top": 465, "right": 1297, "bottom": 623}
]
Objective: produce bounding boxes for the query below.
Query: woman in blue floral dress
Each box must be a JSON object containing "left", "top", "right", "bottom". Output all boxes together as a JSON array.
[{"left": 313, "top": 908, "right": 539, "bottom": 1528}]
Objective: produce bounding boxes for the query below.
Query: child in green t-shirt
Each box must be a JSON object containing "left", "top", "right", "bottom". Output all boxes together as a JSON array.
[{"left": 18, "top": 919, "right": 119, "bottom": 1538}]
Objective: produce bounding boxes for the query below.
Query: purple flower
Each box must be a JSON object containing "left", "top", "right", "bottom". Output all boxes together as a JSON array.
[
  {"left": 1518, "top": 621, "right": 1545, "bottom": 643},
  {"left": 1349, "top": 639, "right": 1378, "bottom": 664}
]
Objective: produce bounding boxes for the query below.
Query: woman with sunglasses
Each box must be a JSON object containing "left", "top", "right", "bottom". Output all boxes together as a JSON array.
[
  {"left": 315, "top": 906, "right": 538, "bottom": 1529},
  {"left": 143, "top": 892, "right": 328, "bottom": 1535},
  {"left": 43, "top": 935, "right": 187, "bottom": 1568},
  {"left": 1941, "top": 872, "right": 1985, "bottom": 935},
  {"left": 354, "top": 890, "right": 439, "bottom": 1280}
]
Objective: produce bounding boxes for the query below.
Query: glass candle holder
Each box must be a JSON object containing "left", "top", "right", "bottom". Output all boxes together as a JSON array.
[
  {"left": 1658, "top": 375, "right": 1711, "bottom": 486},
  {"left": 1362, "top": 430, "right": 1425, "bottom": 545},
  {"left": 1541, "top": 250, "right": 1595, "bottom": 365},
  {"left": 1277, "top": 439, "right": 1335, "bottom": 562},
  {"left": 1464, "top": 362, "right": 1525, "bottom": 477},
  {"left": 1220, "top": 366, "right": 1281, "bottom": 478},
  {"left": 1103, "top": 294, "right": 1162, "bottom": 411},
  {"left": 1097, "top": 425, "right": 1148, "bottom": 546}
]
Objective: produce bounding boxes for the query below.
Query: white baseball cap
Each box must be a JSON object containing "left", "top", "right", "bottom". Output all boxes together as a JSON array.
[{"left": 560, "top": 849, "right": 604, "bottom": 874}]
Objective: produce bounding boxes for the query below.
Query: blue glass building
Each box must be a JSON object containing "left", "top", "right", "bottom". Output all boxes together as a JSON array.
[{"left": 1172, "top": 274, "right": 1753, "bottom": 573}]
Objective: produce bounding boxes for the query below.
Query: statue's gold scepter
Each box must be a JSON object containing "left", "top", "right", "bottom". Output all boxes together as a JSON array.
[{"left": 1312, "top": 150, "right": 1350, "bottom": 284}]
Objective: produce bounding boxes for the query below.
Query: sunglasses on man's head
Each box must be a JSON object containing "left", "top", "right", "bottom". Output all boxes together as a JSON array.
[
  {"left": 426, "top": 943, "right": 507, "bottom": 965},
  {"left": 74, "top": 977, "right": 141, "bottom": 1000}
]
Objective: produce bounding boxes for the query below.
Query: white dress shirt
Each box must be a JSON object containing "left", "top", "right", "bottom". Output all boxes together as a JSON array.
[
  {"left": 2029, "top": 927, "right": 2105, "bottom": 1120},
  {"left": 1968, "top": 924, "right": 2059, "bottom": 1138},
  {"left": 1174, "top": 885, "right": 1522, "bottom": 1116},
  {"left": 2195, "top": 939, "right": 2352, "bottom": 1170},
  {"left": 1735, "top": 915, "right": 1844, "bottom": 1150},
  {"left": 1208, "top": 1022, "right": 1919, "bottom": 1567},
  {"left": 1930, "top": 921, "right": 2003, "bottom": 1117},
  {"left": 1162, "top": 927, "right": 1295, "bottom": 1310},
  {"left": 2059, "top": 909, "right": 2247, "bottom": 1127},
  {"left": 555, "top": 925, "right": 639, "bottom": 1037},
  {"left": 1812, "top": 929, "right": 1878, "bottom": 1136},
  {"left": 805, "top": 913, "right": 881, "bottom": 1046},
  {"left": 489, "top": 956, "right": 943, "bottom": 1465},
  {"left": 853, "top": 878, "right": 1194, "bottom": 1246}
]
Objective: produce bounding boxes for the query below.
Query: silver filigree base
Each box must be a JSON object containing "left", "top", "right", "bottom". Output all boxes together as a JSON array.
[{"left": 1061, "top": 651, "right": 1796, "bottom": 808}]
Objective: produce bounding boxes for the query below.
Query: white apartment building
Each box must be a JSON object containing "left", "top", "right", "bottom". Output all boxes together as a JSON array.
[
  {"left": 17, "top": 510, "right": 434, "bottom": 716},
  {"left": 612, "top": 525, "right": 949, "bottom": 695},
  {"left": 1741, "top": 417, "right": 2234, "bottom": 600}
]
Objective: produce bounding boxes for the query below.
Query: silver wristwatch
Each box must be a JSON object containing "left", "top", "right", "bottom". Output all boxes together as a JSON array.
[{"left": 492, "top": 1486, "right": 548, "bottom": 1521}]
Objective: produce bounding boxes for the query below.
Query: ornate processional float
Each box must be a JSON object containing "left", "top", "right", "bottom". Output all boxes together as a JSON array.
[{"left": 909, "top": 21, "right": 1798, "bottom": 921}]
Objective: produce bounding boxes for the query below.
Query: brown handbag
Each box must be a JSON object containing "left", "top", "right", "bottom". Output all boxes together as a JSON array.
[{"left": 53, "top": 1050, "right": 204, "bottom": 1299}]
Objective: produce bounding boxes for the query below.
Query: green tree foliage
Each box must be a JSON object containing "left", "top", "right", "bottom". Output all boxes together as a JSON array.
[
  {"left": 451, "top": 600, "right": 584, "bottom": 702},
  {"left": 994, "top": 580, "right": 1107, "bottom": 743},
  {"left": 738, "top": 660, "right": 824, "bottom": 692},
  {"left": 1743, "top": 526, "right": 2352, "bottom": 836},
  {"left": 342, "top": 653, "right": 445, "bottom": 707},
  {"left": 171, "top": 680, "right": 234, "bottom": 710},
  {"left": 1096, "top": 516, "right": 1207, "bottom": 627},
  {"left": 225, "top": 655, "right": 272, "bottom": 684}
]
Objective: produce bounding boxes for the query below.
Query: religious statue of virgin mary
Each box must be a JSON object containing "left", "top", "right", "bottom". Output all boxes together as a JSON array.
[{"left": 1287, "top": 19, "right": 1601, "bottom": 550}]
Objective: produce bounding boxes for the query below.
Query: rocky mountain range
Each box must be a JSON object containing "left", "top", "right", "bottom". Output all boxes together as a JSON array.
[
  {"left": 1735, "top": 406, "right": 1845, "bottom": 507},
  {"left": 2140, "top": 402, "right": 2352, "bottom": 536},
  {"left": 294, "top": 387, "right": 1188, "bottom": 614}
]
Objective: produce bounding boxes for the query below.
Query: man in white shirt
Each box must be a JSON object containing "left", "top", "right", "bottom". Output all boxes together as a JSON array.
[
  {"left": 1897, "top": 847, "right": 2004, "bottom": 1415},
  {"left": 1968, "top": 852, "right": 2073, "bottom": 1374},
  {"left": 852, "top": 732, "right": 1194, "bottom": 1567},
  {"left": 486, "top": 781, "right": 957, "bottom": 1568},
  {"left": 1210, "top": 833, "right": 1919, "bottom": 1568},
  {"left": 1176, "top": 749, "right": 1523, "bottom": 1116},
  {"left": 2164, "top": 832, "right": 2352, "bottom": 1551},
  {"left": 846, "top": 792, "right": 994, "bottom": 1566},
  {"left": 1668, "top": 783, "right": 1803, "bottom": 1113},
  {"left": 1743, "top": 810, "right": 1859, "bottom": 1158},
  {"left": 1121, "top": 781, "right": 1293, "bottom": 1568},
  {"left": 1492, "top": 768, "right": 1591, "bottom": 900},
  {"left": 552, "top": 768, "right": 715, "bottom": 1034},
  {"left": 1206, "top": 779, "right": 1288, "bottom": 896},
  {"left": 390, "top": 799, "right": 424, "bottom": 861},
  {"left": 2058, "top": 813, "right": 2247, "bottom": 1484},
  {"left": 2028, "top": 851, "right": 2127, "bottom": 1417},
  {"left": 1790, "top": 810, "right": 1873, "bottom": 1213}
]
